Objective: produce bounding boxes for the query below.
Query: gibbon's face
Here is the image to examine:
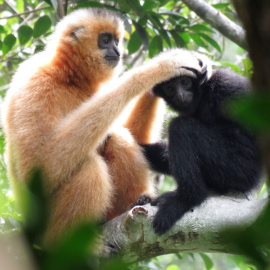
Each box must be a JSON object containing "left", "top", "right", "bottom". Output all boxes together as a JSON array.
[
  {"left": 98, "top": 32, "right": 120, "bottom": 67},
  {"left": 153, "top": 76, "right": 198, "bottom": 114},
  {"left": 52, "top": 9, "right": 125, "bottom": 81}
]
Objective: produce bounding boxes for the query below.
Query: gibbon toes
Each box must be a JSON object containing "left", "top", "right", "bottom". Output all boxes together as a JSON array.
[
  {"left": 152, "top": 209, "right": 175, "bottom": 235},
  {"left": 131, "top": 194, "right": 153, "bottom": 208}
]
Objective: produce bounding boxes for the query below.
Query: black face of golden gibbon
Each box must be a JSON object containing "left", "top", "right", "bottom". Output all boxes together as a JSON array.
[{"left": 98, "top": 32, "right": 120, "bottom": 67}]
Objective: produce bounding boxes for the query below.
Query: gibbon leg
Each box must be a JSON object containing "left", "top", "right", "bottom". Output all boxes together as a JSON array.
[
  {"left": 99, "top": 93, "right": 165, "bottom": 220},
  {"left": 114, "top": 92, "right": 165, "bottom": 208},
  {"left": 44, "top": 153, "right": 112, "bottom": 245},
  {"left": 104, "top": 127, "right": 151, "bottom": 220},
  {"left": 151, "top": 116, "right": 209, "bottom": 235}
]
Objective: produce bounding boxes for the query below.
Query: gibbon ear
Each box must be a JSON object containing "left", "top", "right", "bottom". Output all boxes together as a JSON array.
[{"left": 70, "top": 27, "right": 84, "bottom": 42}]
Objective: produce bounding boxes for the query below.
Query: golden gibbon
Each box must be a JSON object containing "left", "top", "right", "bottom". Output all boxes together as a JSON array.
[{"left": 2, "top": 8, "right": 204, "bottom": 245}]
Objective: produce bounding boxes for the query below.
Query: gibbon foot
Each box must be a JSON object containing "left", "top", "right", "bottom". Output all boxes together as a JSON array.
[
  {"left": 137, "top": 194, "right": 153, "bottom": 205},
  {"left": 151, "top": 191, "right": 187, "bottom": 235},
  {"left": 130, "top": 194, "right": 153, "bottom": 209}
]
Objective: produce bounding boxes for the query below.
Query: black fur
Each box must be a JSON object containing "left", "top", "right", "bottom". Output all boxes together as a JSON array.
[{"left": 141, "top": 69, "right": 261, "bottom": 235}]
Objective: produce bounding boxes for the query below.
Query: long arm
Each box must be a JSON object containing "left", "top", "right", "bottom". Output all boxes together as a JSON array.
[
  {"left": 140, "top": 140, "right": 170, "bottom": 175},
  {"left": 41, "top": 51, "right": 188, "bottom": 192},
  {"left": 124, "top": 92, "right": 165, "bottom": 144}
]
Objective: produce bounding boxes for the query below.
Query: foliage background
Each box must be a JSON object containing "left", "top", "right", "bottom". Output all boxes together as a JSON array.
[{"left": 0, "top": 0, "right": 263, "bottom": 269}]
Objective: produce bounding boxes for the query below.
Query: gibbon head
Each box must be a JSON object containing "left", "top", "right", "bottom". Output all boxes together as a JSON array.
[
  {"left": 48, "top": 8, "right": 125, "bottom": 82},
  {"left": 153, "top": 50, "right": 212, "bottom": 114}
]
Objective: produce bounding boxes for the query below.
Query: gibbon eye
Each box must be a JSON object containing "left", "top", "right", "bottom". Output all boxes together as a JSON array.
[
  {"left": 98, "top": 33, "right": 113, "bottom": 49},
  {"left": 164, "top": 85, "right": 175, "bottom": 97},
  {"left": 180, "top": 77, "right": 192, "bottom": 89},
  {"left": 103, "top": 38, "right": 109, "bottom": 44}
]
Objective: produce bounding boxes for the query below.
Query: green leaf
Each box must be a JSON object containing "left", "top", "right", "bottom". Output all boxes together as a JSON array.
[
  {"left": 118, "top": 0, "right": 131, "bottom": 12},
  {"left": 16, "top": 0, "right": 24, "bottom": 12},
  {"left": 18, "top": 25, "right": 33, "bottom": 46},
  {"left": 227, "top": 94, "right": 270, "bottom": 132},
  {"left": 43, "top": 223, "right": 99, "bottom": 270},
  {"left": 180, "top": 32, "right": 190, "bottom": 43},
  {"left": 76, "top": 1, "right": 104, "bottom": 8},
  {"left": 33, "top": 15, "right": 52, "bottom": 38},
  {"left": 149, "top": 36, "right": 163, "bottom": 58},
  {"left": 43, "top": 0, "right": 53, "bottom": 7},
  {"left": 166, "top": 265, "right": 179, "bottom": 270},
  {"left": 34, "top": 44, "right": 45, "bottom": 53},
  {"left": 220, "top": 62, "right": 242, "bottom": 74},
  {"left": 0, "top": 25, "right": 5, "bottom": 34},
  {"left": 148, "top": 14, "right": 171, "bottom": 46},
  {"left": 0, "top": 39, "right": 2, "bottom": 50},
  {"left": 200, "top": 33, "right": 222, "bottom": 53},
  {"left": 148, "top": 13, "right": 164, "bottom": 29},
  {"left": 163, "top": 0, "right": 174, "bottom": 9},
  {"left": 133, "top": 21, "right": 149, "bottom": 50},
  {"left": 200, "top": 254, "right": 214, "bottom": 270},
  {"left": 159, "top": 0, "right": 171, "bottom": 6},
  {"left": 213, "top": 3, "right": 230, "bottom": 10},
  {"left": 160, "top": 29, "right": 171, "bottom": 47},
  {"left": 190, "top": 24, "right": 215, "bottom": 34},
  {"left": 126, "top": 0, "right": 144, "bottom": 14},
  {"left": 2, "top": 34, "right": 16, "bottom": 55},
  {"left": 191, "top": 34, "right": 207, "bottom": 48},
  {"left": 242, "top": 58, "right": 253, "bottom": 76},
  {"left": 143, "top": 0, "right": 156, "bottom": 11},
  {"left": 171, "top": 31, "right": 186, "bottom": 48},
  {"left": 128, "top": 31, "right": 142, "bottom": 54}
]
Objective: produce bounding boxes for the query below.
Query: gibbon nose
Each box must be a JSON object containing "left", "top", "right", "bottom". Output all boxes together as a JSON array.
[
  {"left": 113, "top": 45, "right": 120, "bottom": 57},
  {"left": 176, "top": 90, "right": 184, "bottom": 101}
]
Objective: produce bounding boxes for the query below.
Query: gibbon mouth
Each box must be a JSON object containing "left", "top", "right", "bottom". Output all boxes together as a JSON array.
[{"left": 105, "top": 55, "right": 120, "bottom": 67}]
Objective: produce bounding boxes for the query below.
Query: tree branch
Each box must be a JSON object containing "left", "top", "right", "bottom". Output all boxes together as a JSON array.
[
  {"left": 181, "top": 0, "right": 248, "bottom": 50},
  {"left": 103, "top": 195, "right": 266, "bottom": 263},
  {"left": 0, "top": 4, "right": 51, "bottom": 20}
]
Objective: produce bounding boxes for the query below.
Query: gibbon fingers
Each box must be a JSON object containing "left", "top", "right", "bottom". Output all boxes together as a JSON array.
[{"left": 2, "top": 8, "right": 200, "bottom": 245}]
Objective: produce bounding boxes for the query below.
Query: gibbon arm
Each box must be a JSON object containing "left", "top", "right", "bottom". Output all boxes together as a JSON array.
[
  {"left": 124, "top": 92, "right": 164, "bottom": 144},
  {"left": 41, "top": 52, "right": 186, "bottom": 192}
]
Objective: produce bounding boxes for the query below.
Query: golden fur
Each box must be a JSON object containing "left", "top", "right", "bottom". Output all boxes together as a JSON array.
[{"left": 2, "top": 8, "right": 202, "bottom": 245}]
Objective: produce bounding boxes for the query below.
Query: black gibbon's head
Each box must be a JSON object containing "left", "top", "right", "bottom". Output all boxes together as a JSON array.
[
  {"left": 153, "top": 53, "right": 210, "bottom": 114},
  {"left": 49, "top": 8, "right": 125, "bottom": 81}
]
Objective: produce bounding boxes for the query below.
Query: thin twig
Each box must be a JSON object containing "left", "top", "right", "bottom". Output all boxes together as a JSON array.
[
  {"left": 17, "top": 2, "right": 48, "bottom": 29},
  {"left": 0, "top": 6, "right": 52, "bottom": 20}
]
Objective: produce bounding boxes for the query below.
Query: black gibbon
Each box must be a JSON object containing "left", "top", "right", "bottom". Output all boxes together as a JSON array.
[
  {"left": 141, "top": 50, "right": 262, "bottom": 235},
  {"left": 1, "top": 9, "right": 196, "bottom": 245}
]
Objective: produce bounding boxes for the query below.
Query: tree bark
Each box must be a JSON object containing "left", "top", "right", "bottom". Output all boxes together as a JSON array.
[
  {"left": 181, "top": 0, "right": 248, "bottom": 50},
  {"left": 104, "top": 195, "right": 266, "bottom": 263},
  {"left": 232, "top": 1, "right": 270, "bottom": 185}
]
